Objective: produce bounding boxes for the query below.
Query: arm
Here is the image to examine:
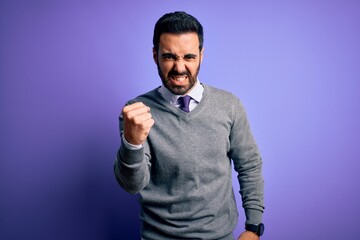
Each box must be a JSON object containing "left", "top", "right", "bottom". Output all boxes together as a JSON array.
[
  {"left": 114, "top": 102, "right": 155, "bottom": 194},
  {"left": 229, "top": 98, "right": 264, "bottom": 227}
]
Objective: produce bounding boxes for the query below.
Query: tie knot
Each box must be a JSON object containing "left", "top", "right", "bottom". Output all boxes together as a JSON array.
[{"left": 178, "top": 95, "right": 191, "bottom": 113}]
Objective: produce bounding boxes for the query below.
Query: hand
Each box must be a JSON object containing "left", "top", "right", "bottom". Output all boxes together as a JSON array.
[
  {"left": 122, "top": 102, "right": 155, "bottom": 145},
  {"left": 237, "top": 231, "right": 260, "bottom": 240}
]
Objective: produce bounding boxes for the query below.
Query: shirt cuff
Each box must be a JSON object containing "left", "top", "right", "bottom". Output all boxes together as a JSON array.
[{"left": 121, "top": 134, "right": 143, "bottom": 150}]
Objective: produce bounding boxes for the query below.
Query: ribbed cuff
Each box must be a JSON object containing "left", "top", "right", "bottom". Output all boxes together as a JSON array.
[{"left": 119, "top": 144, "right": 145, "bottom": 165}]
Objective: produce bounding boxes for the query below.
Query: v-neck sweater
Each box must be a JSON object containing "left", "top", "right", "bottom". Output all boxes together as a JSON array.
[{"left": 114, "top": 84, "right": 264, "bottom": 240}]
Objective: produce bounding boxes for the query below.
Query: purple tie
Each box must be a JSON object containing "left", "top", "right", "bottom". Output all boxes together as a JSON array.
[{"left": 178, "top": 95, "right": 191, "bottom": 113}]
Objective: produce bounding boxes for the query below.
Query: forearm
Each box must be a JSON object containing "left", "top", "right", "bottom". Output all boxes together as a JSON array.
[
  {"left": 114, "top": 144, "right": 151, "bottom": 194},
  {"left": 237, "top": 150, "right": 264, "bottom": 223}
]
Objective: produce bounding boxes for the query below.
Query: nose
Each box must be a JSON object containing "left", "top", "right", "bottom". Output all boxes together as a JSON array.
[{"left": 173, "top": 59, "right": 187, "bottom": 74}]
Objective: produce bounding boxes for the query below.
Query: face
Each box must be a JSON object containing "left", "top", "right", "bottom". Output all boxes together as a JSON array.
[{"left": 153, "top": 33, "right": 204, "bottom": 95}]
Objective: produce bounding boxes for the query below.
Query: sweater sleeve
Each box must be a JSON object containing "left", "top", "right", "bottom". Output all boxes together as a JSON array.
[
  {"left": 229, "top": 97, "right": 264, "bottom": 225},
  {"left": 113, "top": 112, "right": 151, "bottom": 194}
]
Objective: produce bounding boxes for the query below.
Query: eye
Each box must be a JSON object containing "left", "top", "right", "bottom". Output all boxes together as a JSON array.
[
  {"left": 184, "top": 54, "right": 197, "bottom": 61},
  {"left": 162, "top": 53, "right": 176, "bottom": 60}
]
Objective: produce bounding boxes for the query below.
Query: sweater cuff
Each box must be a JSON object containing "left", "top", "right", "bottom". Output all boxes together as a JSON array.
[
  {"left": 245, "top": 208, "right": 263, "bottom": 225},
  {"left": 119, "top": 144, "right": 145, "bottom": 165}
]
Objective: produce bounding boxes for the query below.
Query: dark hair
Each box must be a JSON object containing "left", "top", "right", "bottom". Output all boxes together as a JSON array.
[{"left": 153, "top": 11, "right": 204, "bottom": 52}]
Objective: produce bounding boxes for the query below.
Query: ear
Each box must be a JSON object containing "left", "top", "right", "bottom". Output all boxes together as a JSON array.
[
  {"left": 152, "top": 48, "right": 158, "bottom": 64},
  {"left": 200, "top": 48, "right": 204, "bottom": 63}
]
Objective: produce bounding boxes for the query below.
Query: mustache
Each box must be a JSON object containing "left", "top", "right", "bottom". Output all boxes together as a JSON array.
[{"left": 168, "top": 70, "right": 190, "bottom": 77}]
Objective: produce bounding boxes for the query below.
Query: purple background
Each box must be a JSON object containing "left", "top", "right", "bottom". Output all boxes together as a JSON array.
[{"left": 1, "top": 0, "right": 360, "bottom": 239}]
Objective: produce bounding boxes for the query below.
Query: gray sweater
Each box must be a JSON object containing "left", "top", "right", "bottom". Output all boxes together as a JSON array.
[{"left": 114, "top": 84, "right": 264, "bottom": 240}]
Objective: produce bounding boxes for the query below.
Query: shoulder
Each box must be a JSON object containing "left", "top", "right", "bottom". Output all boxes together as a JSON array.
[
  {"left": 204, "top": 84, "right": 243, "bottom": 106},
  {"left": 202, "top": 84, "right": 248, "bottom": 121}
]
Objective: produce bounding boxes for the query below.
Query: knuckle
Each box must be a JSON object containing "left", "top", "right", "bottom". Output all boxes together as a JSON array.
[
  {"left": 145, "top": 113, "right": 152, "bottom": 119},
  {"left": 133, "top": 118, "right": 141, "bottom": 125},
  {"left": 122, "top": 107, "right": 132, "bottom": 116},
  {"left": 122, "top": 107, "right": 128, "bottom": 114},
  {"left": 123, "top": 113, "right": 132, "bottom": 121}
]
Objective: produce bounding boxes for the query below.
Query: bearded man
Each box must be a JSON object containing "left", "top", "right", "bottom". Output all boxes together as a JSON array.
[{"left": 114, "top": 11, "right": 265, "bottom": 240}]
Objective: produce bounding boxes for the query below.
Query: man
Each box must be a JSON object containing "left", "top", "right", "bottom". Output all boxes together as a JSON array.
[{"left": 114, "top": 11, "right": 265, "bottom": 240}]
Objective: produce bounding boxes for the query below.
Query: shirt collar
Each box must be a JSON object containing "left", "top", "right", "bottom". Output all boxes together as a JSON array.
[{"left": 158, "top": 79, "right": 204, "bottom": 105}]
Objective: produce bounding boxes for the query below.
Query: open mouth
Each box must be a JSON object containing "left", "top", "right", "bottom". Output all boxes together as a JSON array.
[{"left": 170, "top": 75, "right": 188, "bottom": 83}]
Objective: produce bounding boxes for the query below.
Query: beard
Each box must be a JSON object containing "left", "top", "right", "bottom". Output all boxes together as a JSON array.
[{"left": 156, "top": 62, "right": 201, "bottom": 95}]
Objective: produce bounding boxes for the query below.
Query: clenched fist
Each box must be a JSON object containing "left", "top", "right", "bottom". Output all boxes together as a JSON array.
[{"left": 122, "top": 102, "right": 155, "bottom": 145}]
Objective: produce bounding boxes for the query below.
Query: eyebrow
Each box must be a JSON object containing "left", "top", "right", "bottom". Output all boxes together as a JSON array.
[
  {"left": 161, "top": 53, "right": 177, "bottom": 59},
  {"left": 184, "top": 54, "right": 197, "bottom": 59},
  {"left": 161, "top": 53, "right": 198, "bottom": 59}
]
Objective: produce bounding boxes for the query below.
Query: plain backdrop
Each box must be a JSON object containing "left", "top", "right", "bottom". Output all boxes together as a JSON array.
[{"left": 1, "top": 0, "right": 360, "bottom": 239}]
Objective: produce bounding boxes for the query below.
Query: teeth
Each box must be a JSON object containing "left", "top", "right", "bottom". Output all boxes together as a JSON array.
[{"left": 173, "top": 76, "right": 186, "bottom": 81}]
